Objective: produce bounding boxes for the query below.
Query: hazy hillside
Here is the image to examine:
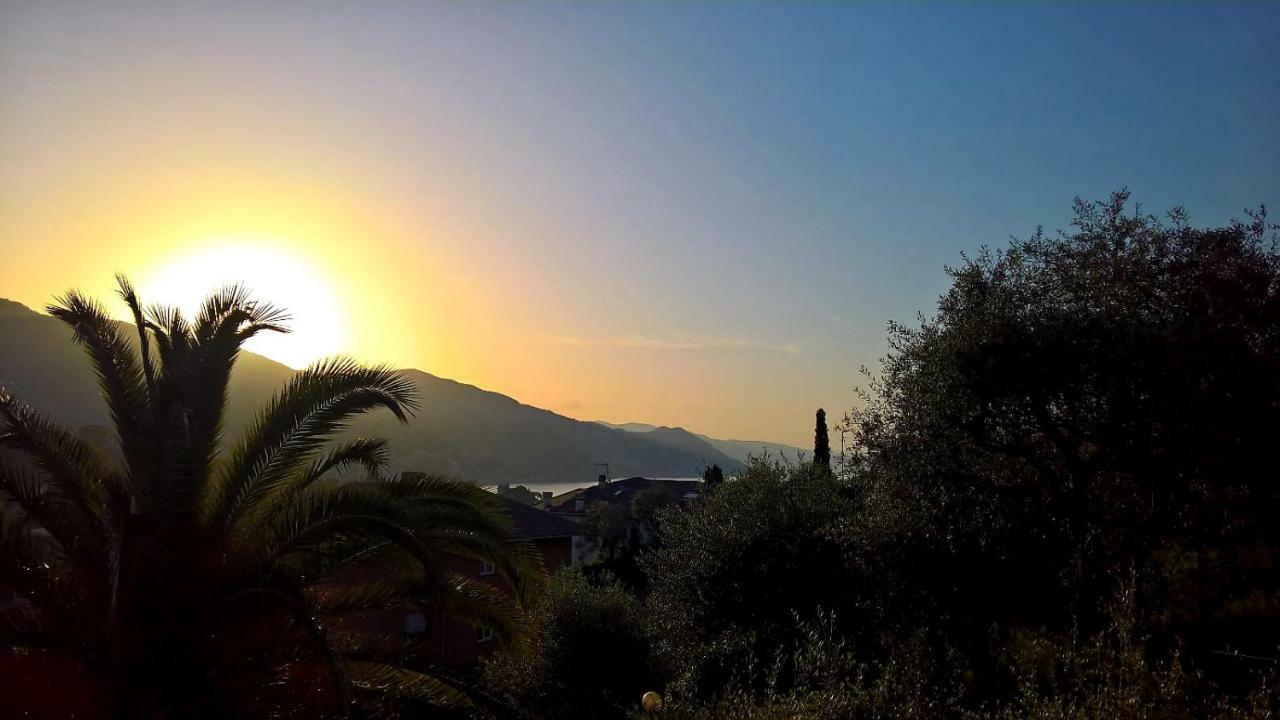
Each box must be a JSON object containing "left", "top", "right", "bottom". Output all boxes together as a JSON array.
[
  {"left": 0, "top": 298, "right": 298, "bottom": 435},
  {"left": 0, "top": 299, "right": 742, "bottom": 484},
  {"left": 595, "top": 420, "right": 806, "bottom": 463}
]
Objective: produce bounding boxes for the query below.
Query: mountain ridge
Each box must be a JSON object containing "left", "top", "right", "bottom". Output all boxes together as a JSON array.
[
  {"left": 593, "top": 420, "right": 807, "bottom": 464},
  {"left": 0, "top": 298, "right": 753, "bottom": 484}
]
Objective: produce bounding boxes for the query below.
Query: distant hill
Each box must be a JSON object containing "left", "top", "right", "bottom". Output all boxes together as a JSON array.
[
  {"left": 593, "top": 420, "right": 807, "bottom": 464},
  {"left": 0, "top": 298, "right": 743, "bottom": 484},
  {"left": 0, "top": 297, "right": 300, "bottom": 437}
]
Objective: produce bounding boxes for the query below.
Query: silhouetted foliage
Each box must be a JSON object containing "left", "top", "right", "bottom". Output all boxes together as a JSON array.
[
  {"left": 643, "top": 457, "right": 861, "bottom": 699},
  {"left": 483, "top": 570, "right": 658, "bottom": 720},
  {"left": 586, "top": 501, "right": 631, "bottom": 560},
  {"left": 0, "top": 279, "right": 540, "bottom": 719},
  {"left": 852, "top": 192, "right": 1280, "bottom": 682},
  {"left": 631, "top": 484, "right": 676, "bottom": 534},
  {"left": 497, "top": 484, "right": 539, "bottom": 506},
  {"left": 702, "top": 462, "right": 724, "bottom": 489}
]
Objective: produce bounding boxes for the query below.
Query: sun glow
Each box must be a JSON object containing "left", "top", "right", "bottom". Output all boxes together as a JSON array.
[{"left": 136, "top": 241, "right": 346, "bottom": 369}]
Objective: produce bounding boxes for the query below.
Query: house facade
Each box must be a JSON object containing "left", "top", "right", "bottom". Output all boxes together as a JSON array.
[
  {"left": 374, "top": 494, "right": 590, "bottom": 664},
  {"left": 548, "top": 475, "right": 704, "bottom": 556}
]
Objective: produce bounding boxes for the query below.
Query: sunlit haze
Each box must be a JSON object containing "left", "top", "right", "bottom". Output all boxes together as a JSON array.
[
  {"left": 138, "top": 241, "right": 346, "bottom": 369},
  {"left": 2, "top": 2, "right": 1276, "bottom": 446}
]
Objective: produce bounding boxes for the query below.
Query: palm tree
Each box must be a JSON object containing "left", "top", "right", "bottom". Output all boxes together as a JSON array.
[{"left": 0, "top": 276, "right": 539, "bottom": 718}]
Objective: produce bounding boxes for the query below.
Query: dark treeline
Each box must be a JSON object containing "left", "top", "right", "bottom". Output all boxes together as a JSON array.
[{"left": 483, "top": 192, "right": 1280, "bottom": 719}]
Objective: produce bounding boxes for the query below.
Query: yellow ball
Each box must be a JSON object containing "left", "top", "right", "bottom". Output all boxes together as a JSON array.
[{"left": 641, "top": 691, "right": 663, "bottom": 712}]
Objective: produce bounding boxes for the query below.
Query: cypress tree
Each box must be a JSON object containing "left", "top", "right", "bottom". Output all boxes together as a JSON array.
[{"left": 813, "top": 408, "right": 831, "bottom": 470}]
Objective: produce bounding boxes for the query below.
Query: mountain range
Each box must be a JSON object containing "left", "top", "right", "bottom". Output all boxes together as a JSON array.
[
  {"left": 592, "top": 421, "right": 805, "bottom": 464},
  {"left": 0, "top": 298, "right": 793, "bottom": 485}
]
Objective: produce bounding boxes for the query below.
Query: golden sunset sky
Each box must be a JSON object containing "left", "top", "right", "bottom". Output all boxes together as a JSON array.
[{"left": 3, "top": 3, "right": 1276, "bottom": 446}]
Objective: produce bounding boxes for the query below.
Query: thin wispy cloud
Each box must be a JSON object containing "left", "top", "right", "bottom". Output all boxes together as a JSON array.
[{"left": 831, "top": 314, "right": 859, "bottom": 330}]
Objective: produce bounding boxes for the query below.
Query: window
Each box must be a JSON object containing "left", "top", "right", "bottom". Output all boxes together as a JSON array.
[
  {"left": 475, "top": 625, "right": 493, "bottom": 643},
  {"left": 403, "top": 612, "right": 427, "bottom": 639},
  {"left": 479, "top": 559, "right": 496, "bottom": 576},
  {"left": 574, "top": 498, "right": 585, "bottom": 512}
]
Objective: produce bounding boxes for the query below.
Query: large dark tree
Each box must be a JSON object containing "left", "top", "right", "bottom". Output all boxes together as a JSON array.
[
  {"left": 0, "top": 278, "right": 539, "bottom": 718},
  {"left": 854, "top": 192, "right": 1280, "bottom": 675}
]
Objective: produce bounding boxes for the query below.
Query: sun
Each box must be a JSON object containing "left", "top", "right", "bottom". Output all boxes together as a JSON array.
[{"left": 136, "top": 240, "right": 346, "bottom": 369}]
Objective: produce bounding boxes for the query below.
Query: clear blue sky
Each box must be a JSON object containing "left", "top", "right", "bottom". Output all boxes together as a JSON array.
[{"left": 2, "top": 1, "right": 1278, "bottom": 445}]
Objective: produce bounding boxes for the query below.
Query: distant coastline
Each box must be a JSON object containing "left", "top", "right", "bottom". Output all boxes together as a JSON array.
[{"left": 482, "top": 476, "right": 702, "bottom": 498}]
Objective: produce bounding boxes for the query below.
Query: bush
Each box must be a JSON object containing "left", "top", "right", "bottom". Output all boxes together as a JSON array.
[
  {"left": 657, "top": 592, "right": 1280, "bottom": 720},
  {"left": 484, "top": 570, "right": 658, "bottom": 720},
  {"left": 642, "top": 457, "right": 864, "bottom": 700}
]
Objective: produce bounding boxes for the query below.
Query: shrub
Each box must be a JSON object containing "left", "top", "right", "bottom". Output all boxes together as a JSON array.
[
  {"left": 643, "top": 457, "right": 863, "bottom": 700},
  {"left": 485, "top": 570, "right": 658, "bottom": 720}
]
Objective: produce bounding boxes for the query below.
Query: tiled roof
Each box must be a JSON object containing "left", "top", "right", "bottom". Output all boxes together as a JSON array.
[
  {"left": 549, "top": 476, "right": 703, "bottom": 514},
  {"left": 499, "top": 495, "right": 587, "bottom": 540}
]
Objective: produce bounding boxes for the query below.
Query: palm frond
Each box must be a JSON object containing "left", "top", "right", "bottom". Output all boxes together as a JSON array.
[
  {"left": 206, "top": 359, "right": 417, "bottom": 535},
  {"left": 310, "top": 578, "right": 411, "bottom": 616},
  {"left": 0, "top": 596, "right": 45, "bottom": 646},
  {"left": 306, "top": 438, "right": 391, "bottom": 485},
  {"left": 146, "top": 287, "right": 291, "bottom": 516},
  {"left": 345, "top": 661, "right": 476, "bottom": 713},
  {"left": 0, "top": 390, "right": 124, "bottom": 504},
  {"left": 0, "top": 485, "right": 79, "bottom": 601},
  {"left": 412, "top": 573, "right": 529, "bottom": 649},
  {"left": 0, "top": 457, "right": 95, "bottom": 571},
  {"left": 46, "top": 290, "right": 153, "bottom": 506},
  {"left": 192, "top": 283, "right": 291, "bottom": 346},
  {"left": 0, "top": 456, "right": 100, "bottom": 631},
  {"left": 250, "top": 484, "right": 447, "bottom": 584},
  {"left": 279, "top": 477, "right": 543, "bottom": 609},
  {"left": 144, "top": 303, "right": 190, "bottom": 368},
  {"left": 140, "top": 302, "right": 200, "bottom": 515},
  {"left": 370, "top": 474, "right": 544, "bottom": 607},
  {"left": 0, "top": 394, "right": 120, "bottom": 565},
  {"left": 114, "top": 274, "right": 158, "bottom": 404},
  {"left": 375, "top": 473, "right": 515, "bottom": 539},
  {"left": 418, "top": 530, "right": 544, "bottom": 611},
  {"left": 251, "top": 438, "right": 392, "bottom": 525},
  {"left": 221, "top": 586, "right": 349, "bottom": 711}
]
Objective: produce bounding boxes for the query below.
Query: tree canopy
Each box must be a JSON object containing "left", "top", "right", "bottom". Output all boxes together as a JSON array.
[{"left": 854, "top": 192, "right": 1280, "bottom": 664}]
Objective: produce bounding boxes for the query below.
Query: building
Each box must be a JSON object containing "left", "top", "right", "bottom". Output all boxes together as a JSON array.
[
  {"left": 389, "top": 495, "right": 590, "bottom": 663},
  {"left": 548, "top": 475, "right": 705, "bottom": 556},
  {"left": 549, "top": 475, "right": 704, "bottom": 519}
]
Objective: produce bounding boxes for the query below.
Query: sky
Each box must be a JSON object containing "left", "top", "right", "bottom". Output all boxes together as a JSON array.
[{"left": 1, "top": 2, "right": 1277, "bottom": 447}]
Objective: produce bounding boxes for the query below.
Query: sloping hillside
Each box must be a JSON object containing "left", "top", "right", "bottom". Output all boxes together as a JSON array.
[
  {"left": 0, "top": 299, "right": 742, "bottom": 484},
  {"left": 594, "top": 419, "right": 806, "bottom": 464}
]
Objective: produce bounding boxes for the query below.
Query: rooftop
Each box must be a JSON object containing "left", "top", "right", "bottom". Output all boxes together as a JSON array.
[
  {"left": 499, "top": 495, "right": 588, "bottom": 540},
  {"left": 549, "top": 476, "right": 704, "bottom": 514}
]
